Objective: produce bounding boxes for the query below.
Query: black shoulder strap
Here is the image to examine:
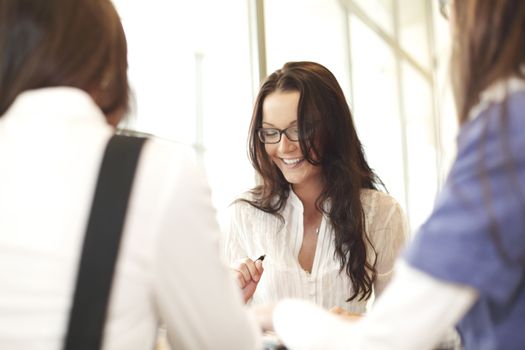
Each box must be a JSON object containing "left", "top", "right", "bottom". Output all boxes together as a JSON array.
[{"left": 64, "top": 135, "right": 147, "bottom": 350}]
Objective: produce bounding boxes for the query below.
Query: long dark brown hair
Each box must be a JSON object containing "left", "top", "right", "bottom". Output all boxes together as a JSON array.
[
  {"left": 0, "top": 0, "right": 129, "bottom": 119},
  {"left": 451, "top": 1, "right": 525, "bottom": 262},
  {"left": 452, "top": 1, "right": 525, "bottom": 124},
  {"left": 243, "top": 61, "right": 383, "bottom": 301}
]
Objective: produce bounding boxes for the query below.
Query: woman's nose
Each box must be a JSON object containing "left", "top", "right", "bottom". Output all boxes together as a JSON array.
[{"left": 277, "top": 133, "right": 296, "bottom": 153}]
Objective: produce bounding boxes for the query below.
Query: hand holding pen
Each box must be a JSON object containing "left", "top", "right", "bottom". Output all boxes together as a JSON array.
[{"left": 231, "top": 254, "right": 265, "bottom": 303}]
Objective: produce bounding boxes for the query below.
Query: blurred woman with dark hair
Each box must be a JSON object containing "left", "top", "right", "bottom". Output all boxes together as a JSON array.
[
  {"left": 260, "top": 1, "right": 525, "bottom": 350},
  {"left": 0, "top": 1, "right": 259, "bottom": 349},
  {"left": 223, "top": 61, "right": 407, "bottom": 315}
]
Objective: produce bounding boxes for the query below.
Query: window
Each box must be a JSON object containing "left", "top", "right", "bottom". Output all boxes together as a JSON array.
[
  {"left": 112, "top": 0, "right": 257, "bottom": 218},
  {"left": 112, "top": 0, "right": 455, "bottom": 233}
]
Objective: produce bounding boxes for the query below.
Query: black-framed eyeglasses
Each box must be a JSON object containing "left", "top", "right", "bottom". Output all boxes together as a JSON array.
[
  {"left": 257, "top": 125, "right": 302, "bottom": 144},
  {"left": 439, "top": 0, "right": 451, "bottom": 20}
]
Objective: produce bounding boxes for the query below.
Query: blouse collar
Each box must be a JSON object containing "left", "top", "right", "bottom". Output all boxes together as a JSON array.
[
  {"left": 468, "top": 67, "right": 525, "bottom": 121},
  {"left": 2, "top": 87, "right": 108, "bottom": 127},
  {"left": 287, "top": 186, "right": 331, "bottom": 212},
  {"left": 287, "top": 188, "right": 304, "bottom": 210}
]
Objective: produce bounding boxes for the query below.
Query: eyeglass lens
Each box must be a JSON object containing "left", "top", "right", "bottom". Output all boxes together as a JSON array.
[{"left": 258, "top": 126, "right": 300, "bottom": 144}]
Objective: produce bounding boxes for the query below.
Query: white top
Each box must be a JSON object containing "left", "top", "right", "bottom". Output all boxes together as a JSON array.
[
  {"left": 0, "top": 88, "right": 260, "bottom": 350},
  {"left": 223, "top": 189, "right": 408, "bottom": 313},
  {"left": 273, "top": 261, "right": 477, "bottom": 350}
]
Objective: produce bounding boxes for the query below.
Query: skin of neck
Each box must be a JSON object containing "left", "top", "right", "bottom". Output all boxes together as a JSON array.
[{"left": 292, "top": 175, "right": 324, "bottom": 216}]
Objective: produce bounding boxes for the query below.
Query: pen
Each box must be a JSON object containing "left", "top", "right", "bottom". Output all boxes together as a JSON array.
[{"left": 256, "top": 254, "right": 266, "bottom": 262}]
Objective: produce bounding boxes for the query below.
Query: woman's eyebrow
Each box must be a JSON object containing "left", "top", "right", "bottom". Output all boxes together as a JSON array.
[{"left": 261, "top": 120, "right": 298, "bottom": 127}]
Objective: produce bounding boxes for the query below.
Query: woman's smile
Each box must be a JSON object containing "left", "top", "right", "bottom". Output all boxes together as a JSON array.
[{"left": 280, "top": 157, "right": 305, "bottom": 167}]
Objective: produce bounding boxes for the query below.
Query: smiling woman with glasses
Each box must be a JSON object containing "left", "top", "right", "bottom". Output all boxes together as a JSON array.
[{"left": 222, "top": 61, "right": 407, "bottom": 328}]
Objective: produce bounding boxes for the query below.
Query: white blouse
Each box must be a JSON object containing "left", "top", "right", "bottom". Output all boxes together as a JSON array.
[
  {"left": 223, "top": 188, "right": 408, "bottom": 313},
  {"left": 0, "top": 87, "right": 260, "bottom": 350}
]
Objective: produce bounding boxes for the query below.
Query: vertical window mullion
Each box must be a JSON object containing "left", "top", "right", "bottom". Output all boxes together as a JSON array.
[{"left": 393, "top": 0, "right": 412, "bottom": 230}]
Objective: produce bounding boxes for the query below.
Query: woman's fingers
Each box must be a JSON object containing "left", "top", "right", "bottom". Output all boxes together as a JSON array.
[
  {"left": 236, "top": 263, "right": 253, "bottom": 285},
  {"left": 244, "top": 258, "right": 262, "bottom": 282},
  {"left": 235, "top": 269, "right": 248, "bottom": 288},
  {"left": 231, "top": 256, "right": 265, "bottom": 302},
  {"left": 255, "top": 259, "right": 264, "bottom": 276},
  {"left": 235, "top": 258, "right": 262, "bottom": 281}
]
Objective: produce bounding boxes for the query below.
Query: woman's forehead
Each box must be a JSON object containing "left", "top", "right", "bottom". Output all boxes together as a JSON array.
[{"left": 262, "top": 90, "right": 300, "bottom": 126}]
